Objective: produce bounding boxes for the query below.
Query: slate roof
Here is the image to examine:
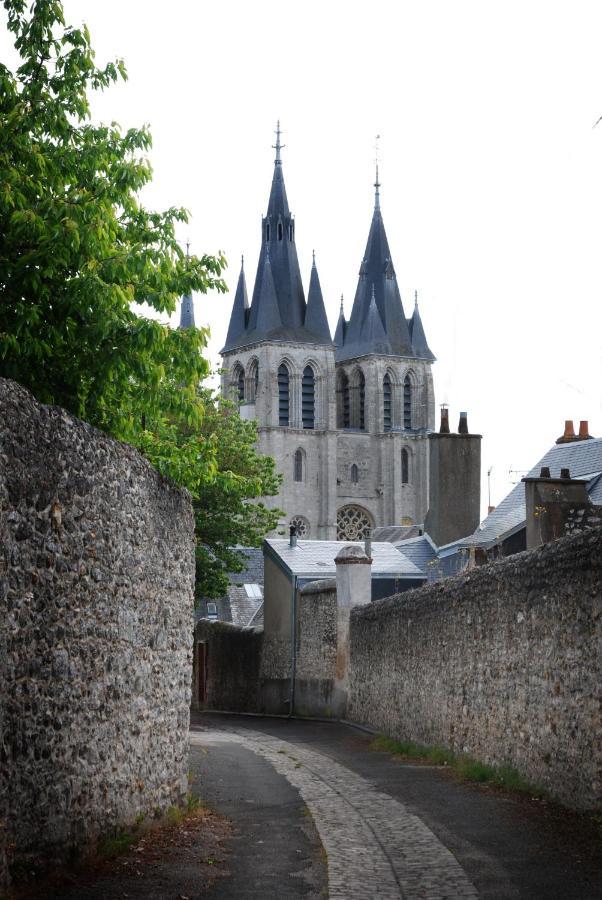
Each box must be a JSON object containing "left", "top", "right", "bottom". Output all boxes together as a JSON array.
[
  {"left": 372, "top": 525, "right": 423, "bottom": 542},
  {"left": 444, "top": 436, "right": 602, "bottom": 551},
  {"left": 265, "top": 539, "right": 424, "bottom": 579},
  {"left": 178, "top": 293, "right": 195, "bottom": 330},
  {"left": 336, "top": 177, "right": 433, "bottom": 363},
  {"left": 195, "top": 548, "right": 264, "bottom": 628},
  {"left": 222, "top": 138, "right": 332, "bottom": 352},
  {"left": 390, "top": 534, "right": 438, "bottom": 572}
]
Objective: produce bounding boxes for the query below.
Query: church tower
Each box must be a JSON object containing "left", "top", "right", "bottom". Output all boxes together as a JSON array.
[
  {"left": 219, "top": 129, "right": 436, "bottom": 540},
  {"left": 333, "top": 165, "right": 435, "bottom": 538},
  {"left": 220, "top": 124, "right": 338, "bottom": 538}
]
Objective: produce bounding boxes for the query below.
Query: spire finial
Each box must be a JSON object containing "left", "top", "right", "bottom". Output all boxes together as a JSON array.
[
  {"left": 241, "top": 253, "right": 244, "bottom": 270},
  {"left": 340, "top": 293, "right": 344, "bottom": 314},
  {"left": 273, "top": 120, "right": 285, "bottom": 165},
  {"left": 312, "top": 248, "right": 316, "bottom": 267},
  {"left": 185, "top": 239, "right": 191, "bottom": 258},
  {"left": 374, "top": 134, "right": 381, "bottom": 209},
  {"left": 414, "top": 289, "right": 418, "bottom": 307}
]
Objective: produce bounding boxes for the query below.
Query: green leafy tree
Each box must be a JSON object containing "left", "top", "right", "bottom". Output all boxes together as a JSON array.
[
  {"left": 138, "top": 390, "right": 282, "bottom": 598},
  {"left": 0, "top": 0, "right": 226, "bottom": 442},
  {"left": 0, "top": 0, "right": 281, "bottom": 598}
]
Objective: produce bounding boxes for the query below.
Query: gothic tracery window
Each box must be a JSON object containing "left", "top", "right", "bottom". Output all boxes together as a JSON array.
[
  {"left": 232, "top": 364, "right": 245, "bottom": 402},
  {"left": 337, "top": 505, "right": 373, "bottom": 541},
  {"left": 404, "top": 375, "right": 412, "bottom": 430},
  {"left": 337, "top": 369, "right": 350, "bottom": 428},
  {"left": 278, "top": 363, "right": 290, "bottom": 426},
  {"left": 290, "top": 515, "right": 309, "bottom": 537},
  {"left": 302, "top": 365, "right": 315, "bottom": 429},
  {"left": 383, "top": 373, "right": 392, "bottom": 431}
]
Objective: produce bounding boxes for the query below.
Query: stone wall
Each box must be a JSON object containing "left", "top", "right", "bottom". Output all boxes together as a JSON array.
[
  {"left": 294, "top": 580, "right": 338, "bottom": 717},
  {"left": 0, "top": 378, "right": 195, "bottom": 880},
  {"left": 193, "top": 619, "right": 263, "bottom": 712},
  {"left": 348, "top": 526, "right": 602, "bottom": 810}
]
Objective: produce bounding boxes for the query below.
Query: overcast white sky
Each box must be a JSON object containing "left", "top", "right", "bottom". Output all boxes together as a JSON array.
[{"left": 4, "top": 0, "right": 602, "bottom": 513}]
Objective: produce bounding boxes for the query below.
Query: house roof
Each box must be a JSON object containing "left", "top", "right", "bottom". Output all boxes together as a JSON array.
[
  {"left": 391, "top": 533, "right": 438, "bottom": 572},
  {"left": 444, "top": 436, "right": 602, "bottom": 551},
  {"left": 265, "top": 538, "right": 424, "bottom": 579}
]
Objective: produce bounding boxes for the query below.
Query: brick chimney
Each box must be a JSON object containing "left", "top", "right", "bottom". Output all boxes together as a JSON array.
[
  {"left": 522, "top": 467, "right": 592, "bottom": 548},
  {"left": 424, "top": 408, "right": 482, "bottom": 547},
  {"left": 556, "top": 419, "right": 593, "bottom": 444}
]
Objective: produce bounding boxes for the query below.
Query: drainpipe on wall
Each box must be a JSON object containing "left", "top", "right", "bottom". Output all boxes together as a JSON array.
[{"left": 288, "top": 523, "right": 298, "bottom": 717}]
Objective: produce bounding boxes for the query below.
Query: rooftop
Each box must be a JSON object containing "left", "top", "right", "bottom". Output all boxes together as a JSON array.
[{"left": 265, "top": 539, "right": 424, "bottom": 579}]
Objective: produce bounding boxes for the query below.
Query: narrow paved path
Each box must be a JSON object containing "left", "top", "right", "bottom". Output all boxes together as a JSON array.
[{"left": 191, "top": 713, "right": 601, "bottom": 900}]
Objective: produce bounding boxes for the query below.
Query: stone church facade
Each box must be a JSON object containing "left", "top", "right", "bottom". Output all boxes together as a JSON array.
[{"left": 219, "top": 130, "right": 435, "bottom": 540}]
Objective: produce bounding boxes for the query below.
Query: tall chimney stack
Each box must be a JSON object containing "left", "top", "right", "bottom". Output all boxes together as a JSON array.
[{"left": 424, "top": 408, "right": 482, "bottom": 547}]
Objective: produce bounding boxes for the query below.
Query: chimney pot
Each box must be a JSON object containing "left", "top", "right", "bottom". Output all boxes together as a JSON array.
[
  {"left": 458, "top": 411, "right": 469, "bottom": 434},
  {"left": 578, "top": 420, "right": 592, "bottom": 440},
  {"left": 540, "top": 466, "right": 551, "bottom": 478},
  {"left": 289, "top": 524, "right": 297, "bottom": 548},
  {"left": 439, "top": 407, "right": 450, "bottom": 434},
  {"left": 556, "top": 420, "right": 576, "bottom": 444},
  {"left": 560, "top": 468, "right": 570, "bottom": 479}
]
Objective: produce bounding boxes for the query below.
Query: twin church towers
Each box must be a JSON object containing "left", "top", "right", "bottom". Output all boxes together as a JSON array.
[{"left": 219, "top": 126, "right": 436, "bottom": 540}]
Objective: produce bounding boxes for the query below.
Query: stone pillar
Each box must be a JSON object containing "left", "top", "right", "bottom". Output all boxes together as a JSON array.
[{"left": 334, "top": 545, "right": 372, "bottom": 715}]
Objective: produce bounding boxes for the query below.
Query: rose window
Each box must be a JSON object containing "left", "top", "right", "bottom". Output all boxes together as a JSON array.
[
  {"left": 337, "top": 505, "right": 372, "bottom": 541},
  {"left": 290, "top": 515, "right": 310, "bottom": 538}
]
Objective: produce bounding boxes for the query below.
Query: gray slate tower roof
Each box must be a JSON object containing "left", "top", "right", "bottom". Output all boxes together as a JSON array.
[
  {"left": 178, "top": 293, "right": 195, "bottom": 330},
  {"left": 336, "top": 168, "right": 434, "bottom": 363},
  {"left": 408, "top": 291, "right": 435, "bottom": 362},
  {"left": 222, "top": 123, "right": 332, "bottom": 352}
]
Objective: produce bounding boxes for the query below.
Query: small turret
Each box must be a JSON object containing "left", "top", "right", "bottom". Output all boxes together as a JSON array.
[{"left": 304, "top": 251, "right": 331, "bottom": 342}]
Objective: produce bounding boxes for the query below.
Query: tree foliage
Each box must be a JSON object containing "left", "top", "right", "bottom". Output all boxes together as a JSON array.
[
  {"left": 0, "top": 0, "right": 282, "bottom": 598},
  {"left": 0, "top": 0, "right": 226, "bottom": 440}
]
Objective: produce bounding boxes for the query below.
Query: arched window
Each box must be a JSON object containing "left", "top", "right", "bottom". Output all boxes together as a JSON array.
[
  {"left": 401, "top": 449, "right": 409, "bottom": 484},
  {"left": 358, "top": 370, "right": 365, "bottom": 430},
  {"left": 247, "top": 360, "right": 259, "bottom": 402},
  {"left": 293, "top": 449, "right": 305, "bottom": 483},
  {"left": 278, "top": 221, "right": 283, "bottom": 241},
  {"left": 337, "top": 369, "right": 350, "bottom": 428},
  {"left": 337, "top": 505, "right": 373, "bottom": 541},
  {"left": 404, "top": 375, "right": 412, "bottom": 429},
  {"left": 278, "top": 364, "right": 289, "bottom": 426},
  {"left": 383, "top": 374, "right": 392, "bottom": 431},
  {"left": 350, "top": 464, "right": 359, "bottom": 484},
  {"left": 302, "top": 365, "right": 315, "bottom": 429},
  {"left": 232, "top": 364, "right": 245, "bottom": 402},
  {"left": 290, "top": 514, "right": 309, "bottom": 537},
  {"left": 266, "top": 222, "right": 270, "bottom": 242}
]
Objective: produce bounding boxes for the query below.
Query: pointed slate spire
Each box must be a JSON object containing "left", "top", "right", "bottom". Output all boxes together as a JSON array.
[
  {"left": 409, "top": 291, "right": 435, "bottom": 361},
  {"left": 337, "top": 169, "right": 413, "bottom": 361},
  {"left": 334, "top": 294, "right": 346, "bottom": 348},
  {"left": 223, "top": 256, "right": 249, "bottom": 351},
  {"left": 179, "top": 240, "right": 195, "bottom": 329},
  {"left": 361, "top": 285, "right": 391, "bottom": 355},
  {"left": 179, "top": 293, "right": 195, "bottom": 329},
  {"left": 304, "top": 251, "right": 332, "bottom": 342},
  {"left": 254, "top": 251, "right": 282, "bottom": 335}
]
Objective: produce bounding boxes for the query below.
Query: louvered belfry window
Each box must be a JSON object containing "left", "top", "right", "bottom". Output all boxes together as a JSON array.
[
  {"left": 294, "top": 449, "right": 304, "bottom": 482},
  {"left": 337, "top": 370, "right": 350, "bottom": 428},
  {"left": 278, "top": 364, "right": 290, "bottom": 426},
  {"left": 402, "top": 448, "right": 409, "bottom": 484},
  {"left": 358, "top": 370, "right": 365, "bottom": 430},
  {"left": 302, "top": 366, "right": 315, "bottom": 429},
  {"left": 404, "top": 375, "right": 412, "bottom": 429},
  {"left": 237, "top": 367, "right": 245, "bottom": 402},
  {"left": 383, "top": 374, "right": 392, "bottom": 431}
]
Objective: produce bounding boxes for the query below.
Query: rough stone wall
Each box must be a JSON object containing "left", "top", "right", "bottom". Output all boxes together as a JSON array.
[
  {"left": 294, "top": 580, "right": 338, "bottom": 717},
  {"left": 193, "top": 619, "right": 263, "bottom": 712},
  {"left": 348, "top": 526, "right": 602, "bottom": 810},
  {"left": 0, "top": 378, "right": 195, "bottom": 875}
]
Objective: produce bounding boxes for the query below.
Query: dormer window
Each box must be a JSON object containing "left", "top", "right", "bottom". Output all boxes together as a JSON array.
[{"left": 278, "top": 222, "right": 283, "bottom": 241}]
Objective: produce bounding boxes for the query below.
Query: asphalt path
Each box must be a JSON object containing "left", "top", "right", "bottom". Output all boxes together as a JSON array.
[{"left": 191, "top": 712, "right": 601, "bottom": 900}]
